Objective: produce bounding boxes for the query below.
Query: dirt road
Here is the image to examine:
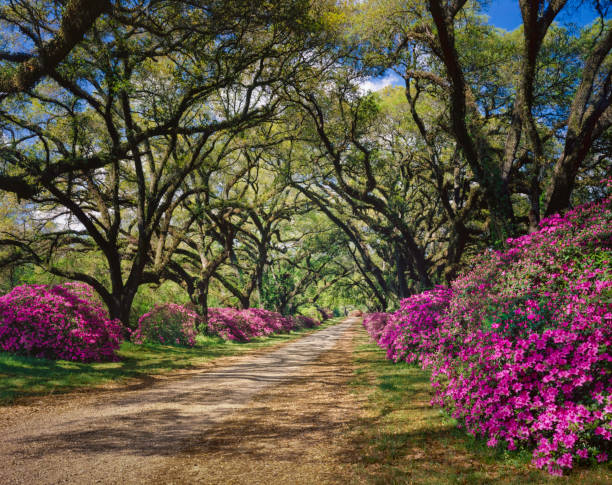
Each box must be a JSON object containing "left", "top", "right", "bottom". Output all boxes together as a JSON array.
[{"left": 0, "top": 318, "right": 360, "bottom": 485}]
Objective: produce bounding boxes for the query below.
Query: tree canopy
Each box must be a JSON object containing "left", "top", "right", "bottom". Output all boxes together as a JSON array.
[{"left": 0, "top": 0, "right": 610, "bottom": 323}]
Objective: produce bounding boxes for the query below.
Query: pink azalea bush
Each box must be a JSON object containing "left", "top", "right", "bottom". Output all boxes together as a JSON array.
[
  {"left": 293, "top": 314, "right": 319, "bottom": 329},
  {"left": 364, "top": 195, "right": 612, "bottom": 475},
  {"left": 362, "top": 312, "right": 394, "bottom": 342},
  {"left": 131, "top": 303, "right": 199, "bottom": 347},
  {"left": 376, "top": 286, "right": 453, "bottom": 364},
  {"left": 132, "top": 305, "right": 322, "bottom": 345},
  {"left": 0, "top": 282, "right": 124, "bottom": 362},
  {"left": 206, "top": 307, "right": 320, "bottom": 342}
]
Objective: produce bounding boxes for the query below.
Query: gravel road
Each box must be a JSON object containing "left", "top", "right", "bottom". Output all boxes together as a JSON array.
[{"left": 0, "top": 318, "right": 357, "bottom": 485}]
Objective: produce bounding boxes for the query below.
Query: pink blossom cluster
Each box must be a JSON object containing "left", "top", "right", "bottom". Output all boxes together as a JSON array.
[
  {"left": 373, "top": 286, "right": 453, "bottom": 364},
  {"left": 131, "top": 304, "right": 321, "bottom": 346},
  {"left": 206, "top": 307, "right": 320, "bottom": 342},
  {"left": 131, "top": 303, "right": 199, "bottom": 347},
  {"left": 364, "top": 196, "right": 612, "bottom": 475},
  {"left": 362, "top": 312, "right": 394, "bottom": 342},
  {"left": 0, "top": 282, "right": 125, "bottom": 362}
]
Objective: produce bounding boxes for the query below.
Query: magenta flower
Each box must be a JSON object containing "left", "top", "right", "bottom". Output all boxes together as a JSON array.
[
  {"left": 206, "top": 308, "right": 320, "bottom": 342},
  {"left": 0, "top": 282, "right": 125, "bottom": 362},
  {"left": 364, "top": 195, "right": 612, "bottom": 476},
  {"left": 132, "top": 303, "right": 199, "bottom": 347}
]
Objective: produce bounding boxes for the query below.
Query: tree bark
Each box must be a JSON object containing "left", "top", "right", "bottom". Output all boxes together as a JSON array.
[
  {"left": 428, "top": 0, "right": 515, "bottom": 240},
  {"left": 0, "top": 0, "right": 110, "bottom": 94}
]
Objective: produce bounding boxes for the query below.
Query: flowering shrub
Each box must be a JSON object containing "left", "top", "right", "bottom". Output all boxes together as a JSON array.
[
  {"left": 379, "top": 286, "right": 453, "bottom": 364},
  {"left": 132, "top": 303, "right": 199, "bottom": 347},
  {"left": 206, "top": 307, "right": 320, "bottom": 342},
  {"left": 0, "top": 282, "right": 124, "bottom": 362},
  {"left": 365, "top": 195, "right": 612, "bottom": 475},
  {"left": 293, "top": 315, "right": 319, "bottom": 329},
  {"left": 362, "top": 312, "right": 394, "bottom": 343}
]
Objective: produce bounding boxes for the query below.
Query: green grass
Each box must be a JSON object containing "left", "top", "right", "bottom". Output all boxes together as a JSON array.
[
  {"left": 349, "top": 328, "right": 612, "bottom": 485},
  {"left": 0, "top": 318, "right": 342, "bottom": 405}
]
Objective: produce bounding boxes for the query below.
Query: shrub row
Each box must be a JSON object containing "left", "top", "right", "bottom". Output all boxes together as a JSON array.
[
  {"left": 205, "top": 307, "right": 319, "bottom": 342},
  {"left": 364, "top": 195, "right": 612, "bottom": 475},
  {"left": 132, "top": 305, "right": 321, "bottom": 345},
  {"left": 1, "top": 282, "right": 322, "bottom": 361}
]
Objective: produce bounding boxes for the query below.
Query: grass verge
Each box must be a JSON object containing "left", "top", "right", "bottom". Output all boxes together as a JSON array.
[
  {"left": 0, "top": 317, "right": 342, "bottom": 405},
  {"left": 349, "top": 326, "right": 612, "bottom": 485}
]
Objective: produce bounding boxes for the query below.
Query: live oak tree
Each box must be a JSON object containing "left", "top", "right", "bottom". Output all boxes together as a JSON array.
[
  {"left": 0, "top": 0, "right": 111, "bottom": 96},
  {"left": 0, "top": 0, "right": 329, "bottom": 323},
  {"left": 213, "top": 164, "right": 314, "bottom": 310},
  {"left": 280, "top": 73, "right": 460, "bottom": 301},
  {"left": 0, "top": 0, "right": 610, "bottom": 317},
  {"left": 259, "top": 213, "right": 357, "bottom": 315},
  {"left": 349, "top": 0, "right": 612, "bottom": 237},
  {"left": 163, "top": 136, "right": 269, "bottom": 320}
]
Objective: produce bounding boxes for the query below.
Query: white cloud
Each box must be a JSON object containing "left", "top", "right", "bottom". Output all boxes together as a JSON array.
[{"left": 357, "top": 71, "right": 403, "bottom": 94}]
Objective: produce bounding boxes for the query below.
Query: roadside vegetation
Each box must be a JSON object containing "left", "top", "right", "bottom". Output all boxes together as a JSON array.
[
  {"left": 361, "top": 195, "right": 612, "bottom": 477},
  {"left": 0, "top": 317, "right": 341, "bottom": 405},
  {"left": 351, "top": 329, "right": 612, "bottom": 484}
]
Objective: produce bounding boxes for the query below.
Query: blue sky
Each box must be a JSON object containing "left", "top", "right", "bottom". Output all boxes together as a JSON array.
[{"left": 485, "top": 0, "right": 610, "bottom": 31}]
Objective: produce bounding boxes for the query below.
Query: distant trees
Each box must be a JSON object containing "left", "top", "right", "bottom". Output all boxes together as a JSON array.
[{"left": 277, "top": 72, "right": 486, "bottom": 305}]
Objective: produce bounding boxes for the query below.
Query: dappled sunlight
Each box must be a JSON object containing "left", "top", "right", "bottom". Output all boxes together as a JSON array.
[
  {"left": 0, "top": 0, "right": 610, "bottom": 482},
  {"left": 0, "top": 320, "right": 354, "bottom": 484},
  {"left": 350, "top": 328, "right": 612, "bottom": 484}
]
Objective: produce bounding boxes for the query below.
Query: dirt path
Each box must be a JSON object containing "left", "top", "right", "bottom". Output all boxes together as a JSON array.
[
  {"left": 0, "top": 318, "right": 360, "bottom": 485},
  {"left": 145, "top": 317, "right": 366, "bottom": 485}
]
